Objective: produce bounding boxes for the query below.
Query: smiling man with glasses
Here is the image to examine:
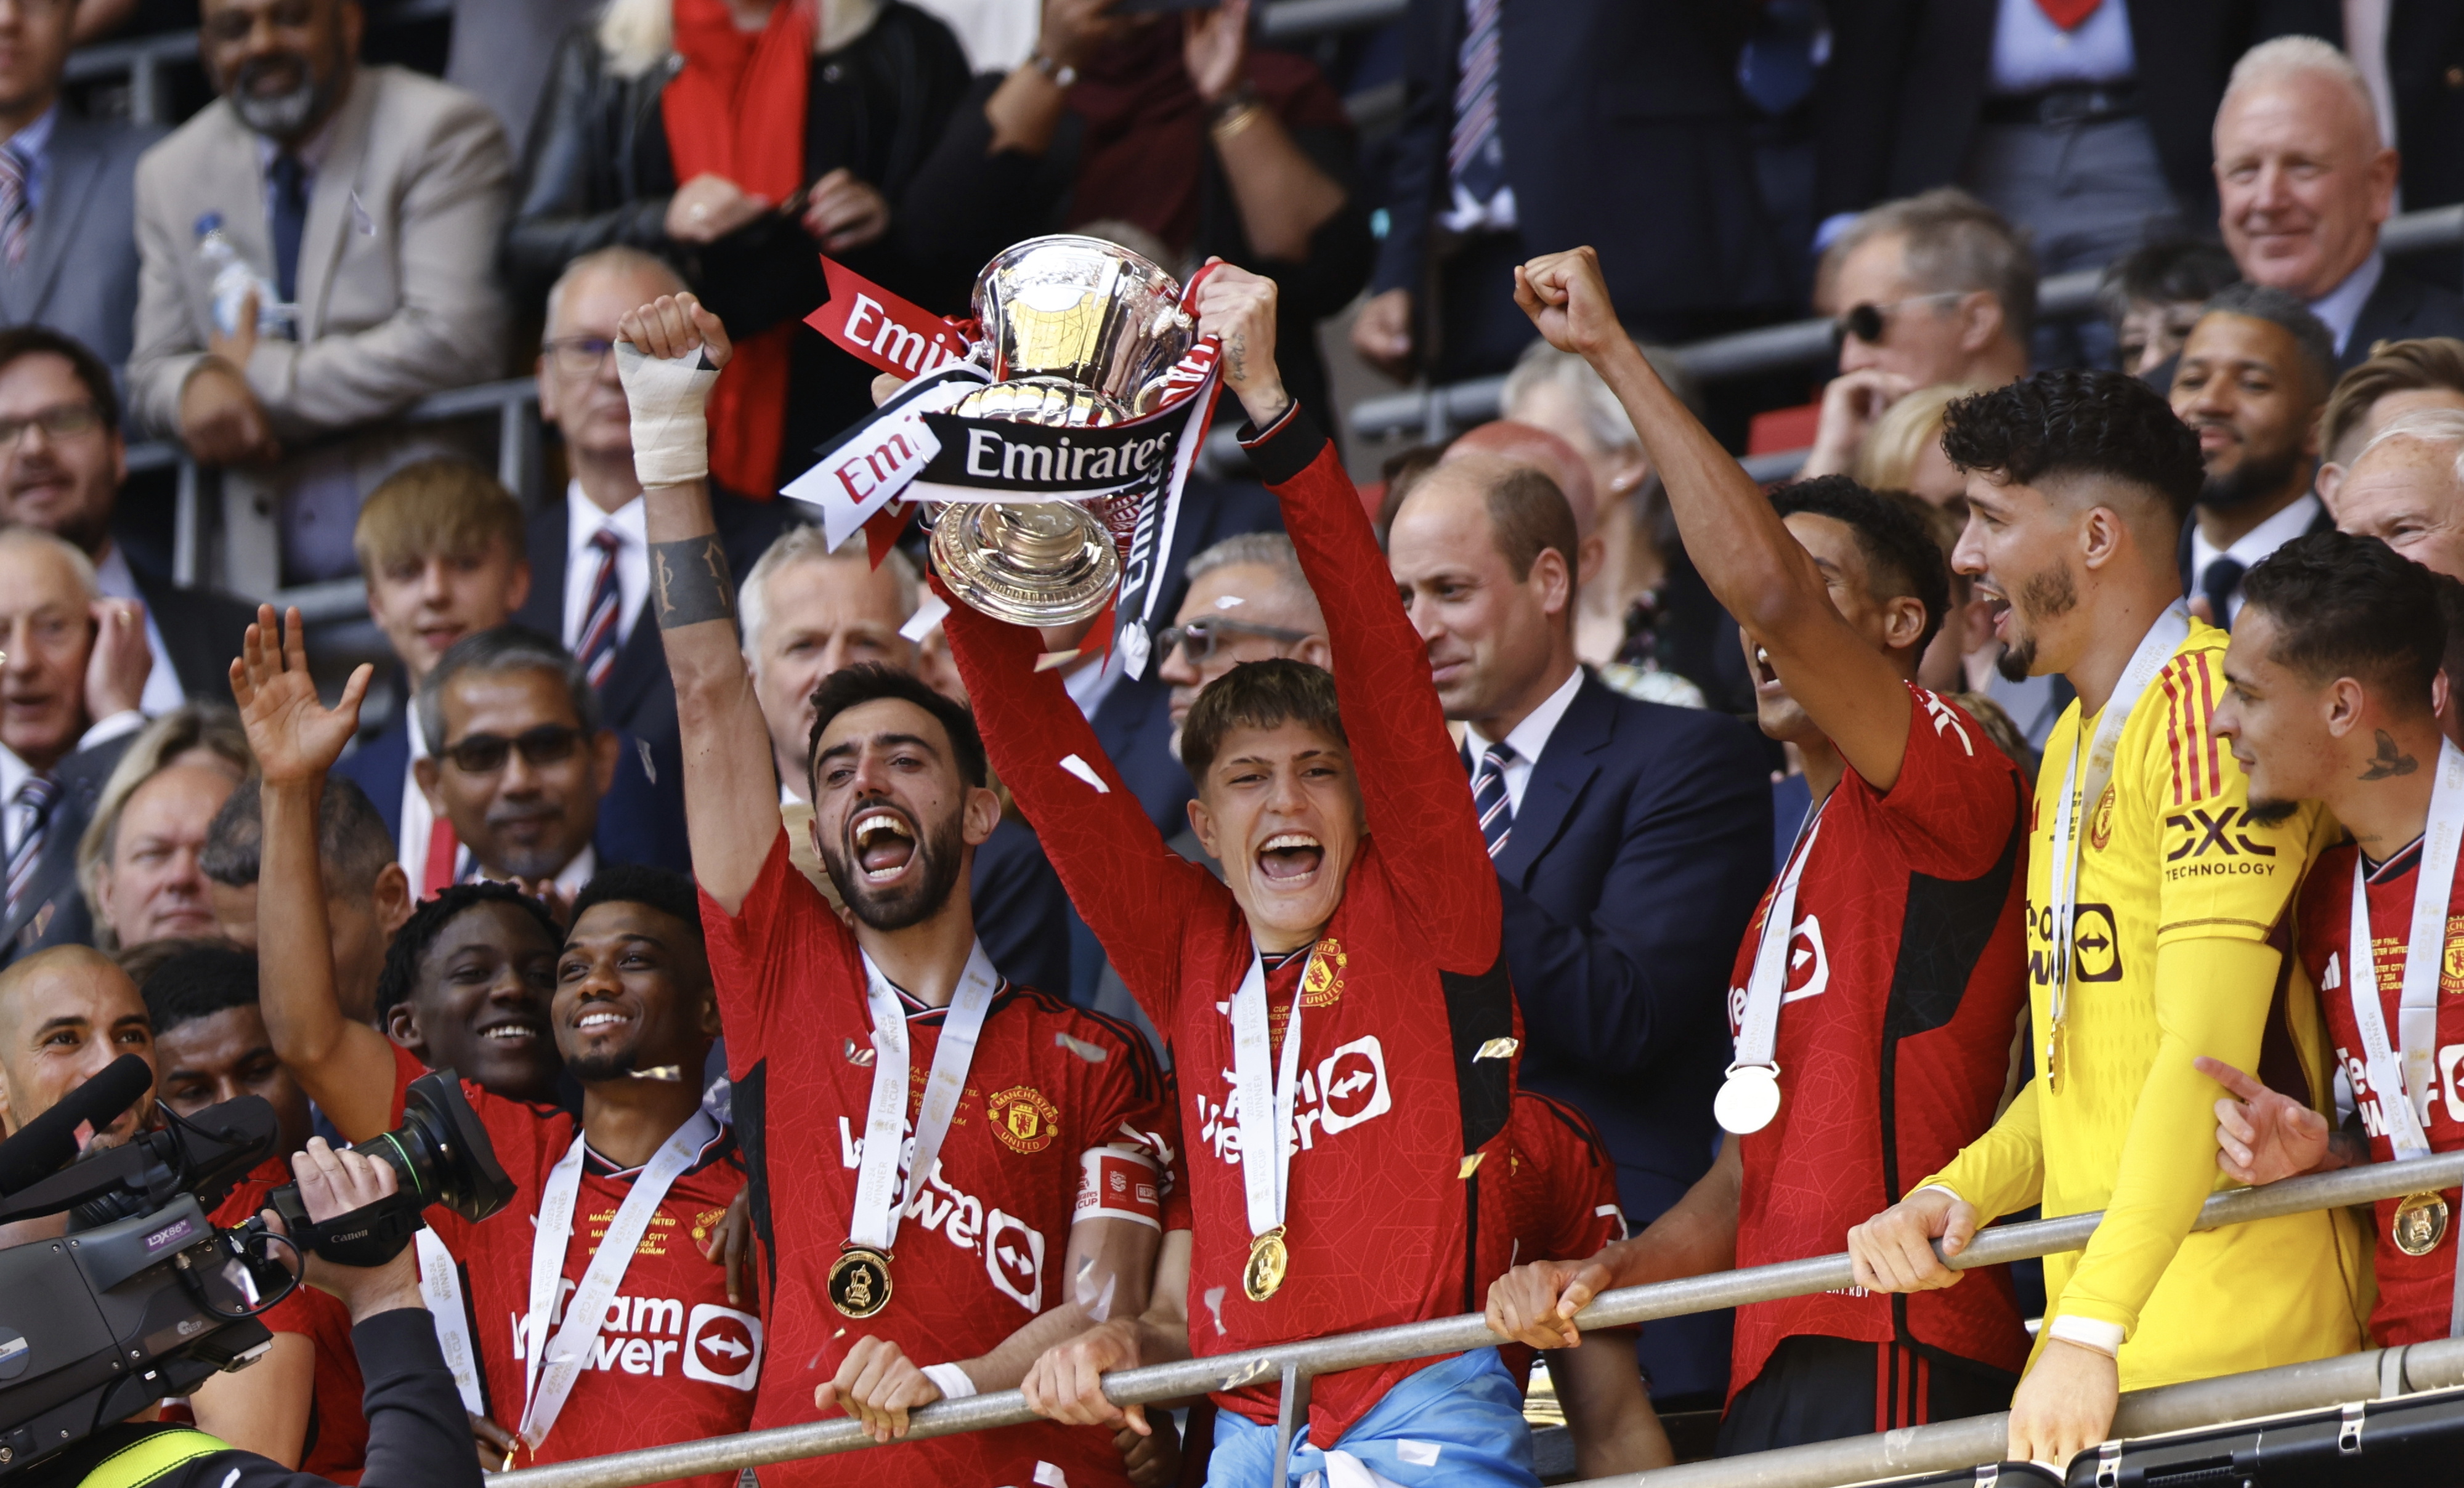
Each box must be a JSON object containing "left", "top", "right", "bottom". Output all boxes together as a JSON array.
[
  {"left": 411, "top": 625, "right": 622, "bottom": 900},
  {"left": 1802, "top": 190, "right": 2035, "bottom": 484},
  {"left": 1155, "top": 533, "right": 1329, "bottom": 767}
]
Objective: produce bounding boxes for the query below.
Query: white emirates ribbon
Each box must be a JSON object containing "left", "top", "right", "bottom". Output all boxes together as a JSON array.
[
  {"left": 2045, "top": 602, "right": 2191, "bottom": 1046},
  {"left": 1716, "top": 804, "right": 1826, "bottom": 1135},
  {"left": 514, "top": 1108, "right": 723, "bottom": 1451},
  {"left": 2344, "top": 738, "right": 2464, "bottom": 1334},
  {"left": 413, "top": 1228, "right": 485, "bottom": 1415},
  {"left": 848, "top": 942, "right": 1002, "bottom": 1253},
  {"left": 1229, "top": 945, "right": 1315, "bottom": 1246}
]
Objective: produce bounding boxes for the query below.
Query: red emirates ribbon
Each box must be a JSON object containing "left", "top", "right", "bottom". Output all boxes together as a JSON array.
[{"left": 806, "top": 257, "right": 974, "bottom": 380}]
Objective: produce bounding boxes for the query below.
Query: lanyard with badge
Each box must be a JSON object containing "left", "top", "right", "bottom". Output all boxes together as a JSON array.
[
  {"left": 2044, "top": 602, "right": 2190, "bottom": 1093},
  {"left": 830, "top": 942, "right": 1002, "bottom": 1319},
  {"left": 513, "top": 1107, "right": 723, "bottom": 1457},
  {"left": 1228, "top": 942, "right": 1320, "bottom": 1301},
  {"left": 2345, "top": 740, "right": 2464, "bottom": 1304},
  {"left": 1716, "top": 803, "right": 1827, "bottom": 1135}
]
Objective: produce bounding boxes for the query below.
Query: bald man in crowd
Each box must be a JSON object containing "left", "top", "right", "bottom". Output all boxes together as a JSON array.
[
  {"left": 2215, "top": 37, "right": 2464, "bottom": 368},
  {"left": 1387, "top": 452, "right": 1769, "bottom": 1405},
  {"left": 0, "top": 944, "right": 153, "bottom": 1150},
  {"left": 737, "top": 525, "right": 1070, "bottom": 992}
]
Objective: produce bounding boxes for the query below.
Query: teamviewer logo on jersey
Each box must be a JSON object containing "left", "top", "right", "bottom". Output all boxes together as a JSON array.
[{"left": 681, "top": 1304, "right": 763, "bottom": 1392}]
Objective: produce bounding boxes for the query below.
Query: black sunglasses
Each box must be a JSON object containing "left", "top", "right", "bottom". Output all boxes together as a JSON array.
[
  {"left": 1830, "top": 291, "right": 1964, "bottom": 354},
  {"left": 1157, "top": 616, "right": 1313, "bottom": 663},
  {"left": 441, "top": 724, "right": 586, "bottom": 775}
]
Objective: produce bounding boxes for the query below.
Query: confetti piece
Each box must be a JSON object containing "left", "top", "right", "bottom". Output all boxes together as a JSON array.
[
  {"left": 1055, "top": 1031, "right": 1110, "bottom": 1062},
  {"left": 628, "top": 1065, "right": 685, "bottom": 1082},
  {"left": 899, "top": 590, "right": 949, "bottom": 642},
  {"left": 1459, "top": 1152, "right": 1485, "bottom": 1179},
  {"left": 1035, "top": 649, "right": 1082, "bottom": 673},
  {"left": 1213, "top": 594, "right": 1244, "bottom": 609},
  {"left": 1474, "top": 1037, "right": 1519, "bottom": 1061},
  {"left": 1059, "top": 754, "right": 1109, "bottom": 793}
]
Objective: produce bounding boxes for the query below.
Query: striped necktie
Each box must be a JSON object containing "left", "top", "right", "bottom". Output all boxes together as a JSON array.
[
  {"left": 0, "top": 144, "right": 33, "bottom": 267},
  {"left": 1448, "top": 0, "right": 1506, "bottom": 204},
  {"left": 6, "top": 774, "right": 60, "bottom": 918},
  {"left": 1472, "top": 742, "right": 1515, "bottom": 859},
  {"left": 577, "top": 528, "right": 623, "bottom": 690}
]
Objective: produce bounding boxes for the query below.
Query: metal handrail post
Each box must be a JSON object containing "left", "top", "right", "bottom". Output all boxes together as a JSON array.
[
  {"left": 1271, "top": 1361, "right": 1312, "bottom": 1485},
  {"left": 485, "top": 1151, "right": 2464, "bottom": 1488}
]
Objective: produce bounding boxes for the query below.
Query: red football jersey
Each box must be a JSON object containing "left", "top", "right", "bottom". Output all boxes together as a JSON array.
[
  {"left": 213, "top": 1158, "right": 368, "bottom": 1483},
  {"left": 700, "top": 833, "right": 1172, "bottom": 1488},
  {"left": 2297, "top": 836, "right": 2464, "bottom": 1345},
  {"left": 1480, "top": 1092, "right": 1627, "bottom": 1389},
  {"left": 386, "top": 1046, "right": 758, "bottom": 1488},
  {"left": 1726, "top": 687, "right": 2035, "bottom": 1396},
  {"left": 945, "top": 411, "right": 1521, "bottom": 1446}
]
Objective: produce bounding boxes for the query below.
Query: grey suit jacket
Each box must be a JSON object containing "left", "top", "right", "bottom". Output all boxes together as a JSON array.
[
  {"left": 0, "top": 114, "right": 161, "bottom": 373},
  {"left": 126, "top": 65, "right": 513, "bottom": 444}
]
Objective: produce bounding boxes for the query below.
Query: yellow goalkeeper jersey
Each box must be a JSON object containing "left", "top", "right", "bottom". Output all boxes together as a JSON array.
[{"left": 1925, "top": 618, "right": 2367, "bottom": 1389}]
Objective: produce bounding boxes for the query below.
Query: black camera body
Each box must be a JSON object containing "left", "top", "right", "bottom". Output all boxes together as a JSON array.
[{"left": 0, "top": 1069, "right": 514, "bottom": 1479}]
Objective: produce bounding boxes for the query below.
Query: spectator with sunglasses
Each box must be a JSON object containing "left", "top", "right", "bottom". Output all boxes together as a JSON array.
[
  {"left": 1802, "top": 190, "right": 2034, "bottom": 484},
  {"left": 1154, "top": 533, "right": 1328, "bottom": 777},
  {"left": 410, "top": 625, "right": 687, "bottom": 899}
]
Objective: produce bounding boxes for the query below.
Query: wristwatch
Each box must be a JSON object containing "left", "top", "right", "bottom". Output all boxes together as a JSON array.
[
  {"left": 1209, "top": 83, "right": 1265, "bottom": 137},
  {"left": 1029, "top": 50, "right": 1077, "bottom": 87}
]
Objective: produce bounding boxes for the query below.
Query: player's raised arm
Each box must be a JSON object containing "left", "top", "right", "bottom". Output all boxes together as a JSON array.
[
  {"left": 1191, "top": 264, "right": 1498, "bottom": 966},
  {"left": 1517, "top": 246, "right": 1919, "bottom": 790},
  {"left": 617, "top": 294, "right": 782, "bottom": 913},
  {"left": 231, "top": 607, "right": 397, "bottom": 1141}
]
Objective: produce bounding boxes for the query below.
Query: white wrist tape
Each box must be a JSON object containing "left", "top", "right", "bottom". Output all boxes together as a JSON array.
[
  {"left": 615, "top": 341, "right": 721, "bottom": 488},
  {"left": 2046, "top": 1315, "right": 2124, "bottom": 1357},
  {"left": 921, "top": 1362, "right": 978, "bottom": 1400}
]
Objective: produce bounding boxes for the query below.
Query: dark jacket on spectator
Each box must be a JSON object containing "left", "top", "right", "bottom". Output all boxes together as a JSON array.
[
  {"left": 505, "top": 6, "right": 975, "bottom": 487},
  {"left": 1486, "top": 668, "right": 1772, "bottom": 1402},
  {"left": 1, "top": 729, "right": 137, "bottom": 966},
  {"left": 899, "top": 33, "right": 1373, "bottom": 428},
  {"left": 1373, "top": 0, "right": 1783, "bottom": 355},
  {"left": 128, "top": 564, "right": 261, "bottom": 705},
  {"left": 1814, "top": 0, "right": 2335, "bottom": 225},
  {"left": 2344, "top": 262, "right": 2464, "bottom": 369}
]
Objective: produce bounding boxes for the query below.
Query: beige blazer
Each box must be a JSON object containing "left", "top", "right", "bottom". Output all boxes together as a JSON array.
[{"left": 128, "top": 64, "right": 513, "bottom": 444}]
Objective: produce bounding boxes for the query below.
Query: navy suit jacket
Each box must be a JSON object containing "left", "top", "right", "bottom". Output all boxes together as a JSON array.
[
  {"left": 334, "top": 710, "right": 690, "bottom": 878},
  {"left": 2344, "top": 264, "right": 2464, "bottom": 370},
  {"left": 1489, "top": 669, "right": 1771, "bottom": 1401},
  {"left": 1, "top": 730, "right": 137, "bottom": 964}
]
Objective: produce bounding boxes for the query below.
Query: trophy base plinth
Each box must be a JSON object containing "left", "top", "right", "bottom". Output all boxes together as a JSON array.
[{"left": 931, "top": 501, "right": 1122, "bottom": 627}]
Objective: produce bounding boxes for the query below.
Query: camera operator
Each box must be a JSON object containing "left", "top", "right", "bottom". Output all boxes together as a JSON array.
[{"left": 18, "top": 1136, "right": 484, "bottom": 1488}]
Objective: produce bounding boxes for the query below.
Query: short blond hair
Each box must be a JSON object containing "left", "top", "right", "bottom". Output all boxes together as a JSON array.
[
  {"left": 739, "top": 525, "right": 917, "bottom": 661},
  {"left": 1854, "top": 382, "right": 1995, "bottom": 491},
  {"left": 352, "top": 459, "right": 525, "bottom": 575},
  {"left": 2224, "top": 36, "right": 2381, "bottom": 149},
  {"left": 78, "top": 706, "right": 252, "bottom": 953}
]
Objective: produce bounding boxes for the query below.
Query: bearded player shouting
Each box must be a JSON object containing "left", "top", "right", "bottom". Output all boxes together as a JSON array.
[
  {"left": 941, "top": 265, "right": 1533, "bottom": 1487},
  {"left": 617, "top": 294, "right": 1174, "bottom": 1488}
]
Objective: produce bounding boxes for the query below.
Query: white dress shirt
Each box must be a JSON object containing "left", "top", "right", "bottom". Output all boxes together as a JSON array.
[
  {"left": 0, "top": 712, "right": 144, "bottom": 859},
  {"left": 1468, "top": 666, "right": 1583, "bottom": 815},
  {"left": 561, "top": 482, "right": 650, "bottom": 656},
  {"left": 93, "top": 542, "right": 186, "bottom": 716},
  {"left": 468, "top": 841, "right": 596, "bottom": 900},
  {"left": 2189, "top": 492, "right": 2321, "bottom": 625},
  {"left": 2308, "top": 251, "right": 2385, "bottom": 357},
  {"left": 394, "top": 718, "right": 438, "bottom": 889},
  {"left": 1987, "top": 0, "right": 2136, "bottom": 94}
]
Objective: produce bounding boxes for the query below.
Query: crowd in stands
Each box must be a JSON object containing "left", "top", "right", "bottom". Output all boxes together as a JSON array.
[{"left": 9, "top": 2, "right": 2464, "bottom": 1486}]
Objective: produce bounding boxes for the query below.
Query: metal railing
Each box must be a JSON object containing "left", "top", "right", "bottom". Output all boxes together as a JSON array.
[
  {"left": 486, "top": 1149, "right": 2464, "bottom": 1488},
  {"left": 1260, "top": 0, "right": 1409, "bottom": 40},
  {"left": 1350, "top": 203, "right": 2464, "bottom": 443}
]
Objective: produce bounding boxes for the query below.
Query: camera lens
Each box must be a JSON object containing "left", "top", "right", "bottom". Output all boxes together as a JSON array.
[{"left": 360, "top": 1071, "right": 517, "bottom": 1224}]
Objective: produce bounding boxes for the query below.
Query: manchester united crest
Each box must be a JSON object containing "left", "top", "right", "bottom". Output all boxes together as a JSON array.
[
  {"left": 1302, "top": 939, "right": 1349, "bottom": 1008},
  {"left": 2088, "top": 784, "right": 2118, "bottom": 853},
  {"left": 989, "top": 1085, "right": 1060, "bottom": 1154},
  {"left": 2442, "top": 919, "right": 2464, "bottom": 991}
]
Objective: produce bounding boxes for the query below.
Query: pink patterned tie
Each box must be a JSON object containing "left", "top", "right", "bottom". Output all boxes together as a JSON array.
[{"left": 0, "top": 145, "right": 34, "bottom": 267}]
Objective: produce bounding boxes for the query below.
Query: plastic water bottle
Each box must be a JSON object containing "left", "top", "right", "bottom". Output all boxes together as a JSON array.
[{"left": 194, "top": 212, "right": 286, "bottom": 339}]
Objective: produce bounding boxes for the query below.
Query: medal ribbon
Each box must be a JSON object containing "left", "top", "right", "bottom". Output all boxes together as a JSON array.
[
  {"left": 848, "top": 942, "right": 1002, "bottom": 1253},
  {"left": 1729, "top": 804, "right": 1826, "bottom": 1076},
  {"left": 2045, "top": 602, "right": 2190, "bottom": 1045},
  {"left": 413, "top": 1228, "right": 485, "bottom": 1416},
  {"left": 1229, "top": 944, "right": 1315, "bottom": 1244},
  {"left": 516, "top": 1108, "right": 724, "bottom": 1450},
  {"left": 2345, "top": 738, "right": 2464, "bottom": 1164}
]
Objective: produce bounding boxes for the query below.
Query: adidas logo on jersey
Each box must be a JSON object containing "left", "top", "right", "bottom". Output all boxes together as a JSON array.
[
  {"left": 510, "top": 1289, "right": 764, "bottom": 1393},
  {"left": 835, "top": 1120, "right": 1052, "bottom": 1311},
  {"left": 1192, "top": 1034, "right": 1394, "bottom": 1167}
]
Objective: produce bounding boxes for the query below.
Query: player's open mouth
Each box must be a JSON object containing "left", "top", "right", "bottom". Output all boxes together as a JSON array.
[
  {"left": 1256, "top": 832, "right": 1323, "bottom": 883},
  {"left": 852, "top": 808, "right": 917, "bottom": 882},
  {"left": 1752, "top": 647, "right": 1778, "bottom": 685},
  {"left": 479, "top": 1018, "right": 543, "bottom": 1043},
  {"left": 1976, "top": 583, "right": 2012, "bottom": 638}
]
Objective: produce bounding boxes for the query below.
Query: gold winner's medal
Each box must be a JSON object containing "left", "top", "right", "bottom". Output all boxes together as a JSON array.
[
  {"left": 2393, "top": 1192, "right": 2451, "bottom": 1258},
  {"left": 829, "top": 1245, "right": 893, "bottom": 1317},
  {"left": 1244, "top": 1228, "right": 1289, "bottom": 1302}
]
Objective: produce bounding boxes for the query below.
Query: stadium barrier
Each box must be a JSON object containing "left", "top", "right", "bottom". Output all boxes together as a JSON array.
[
  {"left": 1347, "top": 203, "right": 2464, "bottom": 443},
  {"left": 482, "top": 1149, "right": 2464, "bottom": 1488}
]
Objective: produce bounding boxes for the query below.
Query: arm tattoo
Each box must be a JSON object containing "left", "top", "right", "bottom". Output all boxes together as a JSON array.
[
  {"left": 650, "top": 535, "right": 737, "bottom": 630},
  {"left": 2361, "top": 729, "right": 2420, "bottom": 782}
]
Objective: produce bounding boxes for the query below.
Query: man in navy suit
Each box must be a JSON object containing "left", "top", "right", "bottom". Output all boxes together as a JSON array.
[
  {"left": 511, "top": 247, "right": 795, "bottom": 814},
  {"left": 1388, "top": 449, "right": 1771, "bottom": 1406}
]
